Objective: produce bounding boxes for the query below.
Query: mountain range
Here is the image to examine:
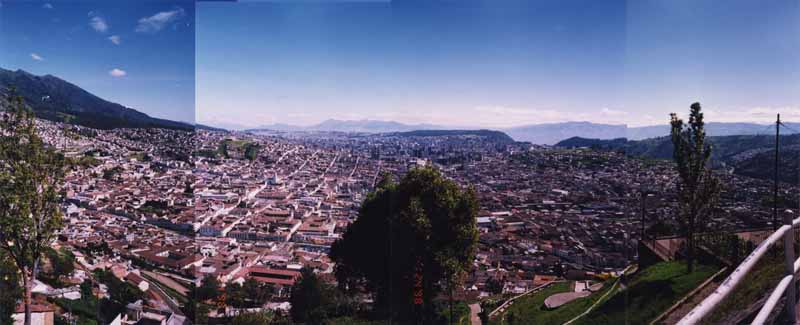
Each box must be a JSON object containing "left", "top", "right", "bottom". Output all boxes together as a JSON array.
[
  {"left": 3, "top": 68, "right": 796, "bottom": 144},
  {"left": 245, "top": 119, "right": 800, "bottom": 145},
  {"left": 249, "top": 119, "right": 448, "bottom": 134},
  {"left": 555, "top": 135, "right": 800, "bottom": 184},
  {"left": 0, "top": 68, "right": 192, "bottom": 131}
]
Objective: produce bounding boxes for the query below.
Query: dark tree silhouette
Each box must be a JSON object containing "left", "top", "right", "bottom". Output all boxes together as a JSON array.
[
  {"left": 330, "top": 167, "right": 479, "bottom": 322},
  {"left": 0, "top": 253, "right": 22, "bottom": 325},
  {"left": 290, "top": 267, "right": 328, "bottom": 324}
]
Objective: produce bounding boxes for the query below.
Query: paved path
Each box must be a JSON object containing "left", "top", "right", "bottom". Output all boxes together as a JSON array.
[
  {"left": 469, "top": 303, "right": 482, "bottom": 325},
  {"left": 143, "top": 270, "right": 189, "bottom": 296}
]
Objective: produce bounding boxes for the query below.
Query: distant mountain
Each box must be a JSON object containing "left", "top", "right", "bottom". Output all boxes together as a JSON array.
[
  {"left": 505, "top": 121, "right": 800, "bottom": 144},
  {"left": 0, "top": 68, "right": 192, "bottom": 131},
  {"left": 249, "top": 119, "right": 449, "bottom": 133},
  {"left": 503, "top": 122, "right": 627, "bottom": 145},
  {"left": 627, "top": 122, "right": 799, "bottom": 140},
  {"left": 195, "top": 124, "right": 228, "bottom": 132},
  {"left": 390, "top": 129, "right": 515, "bottom": 143},
  {"left": 555, "top": 136, "right": 629, "bottom": 149},
  {"left": 248, "top": 119, "right": 800, "bottom": 145},
  {"left": 556, "top": 134, "right": 800, "bottom": 183}
]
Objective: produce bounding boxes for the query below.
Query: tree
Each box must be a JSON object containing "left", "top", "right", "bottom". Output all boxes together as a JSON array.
[
  {"left": 290, "top": 267, "right": 327, "bottom": 324},
  {"left": 485, "top": 277, "right": 504, "bottom": 295},
  {"left": 46, "top": 248, "right": 75, "bottom": 279},
  {"left": 330, "top": 167, "right": 479, "bottom": 322},
  {"left": 225, "top": 282, "right": 246, "bottom": 309},
  {"left": 670, "top": 103, "right": 721, "bottom": 273},
  {"left": 197, "top": 275, "right": 222, "bottom": 302},
  {"left": 0, "top": 253, "right": 22, "bottom": 325},
  {"left": 243, "top": 277, "right": 271, "bottom": 307},
  {"left": 0, "top": 89, "right": 66, "bottom": 325}
]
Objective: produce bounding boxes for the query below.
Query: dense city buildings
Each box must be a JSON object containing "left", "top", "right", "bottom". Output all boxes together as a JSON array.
[{"left": 27, "top": 117, "right": 797, "bottom": 323}]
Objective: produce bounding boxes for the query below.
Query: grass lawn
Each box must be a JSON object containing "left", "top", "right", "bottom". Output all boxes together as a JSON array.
[
  {"left": 574, "top": 261, "right": 719, "bottom": 325},
  {"left": 489, "top": 280, "right": 618, "bottom": 325},
  {"left": 701, "top": 253, "right": 784, "bottom": 324}
]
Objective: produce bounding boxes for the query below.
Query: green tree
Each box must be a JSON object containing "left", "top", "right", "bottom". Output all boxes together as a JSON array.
[
  {"left": 244, "top": 143, "right": 260, "bottom": 161},
  {"left": 46, "top": 248, "right": 75, "bottom": 279},
  {"left": 243, "top": 277, "right": 271, "bottom": 307},
  {"left": 290, "top": 267, "right": 328, "bottom": 324},
  {"left": 225, "top": 282, "right": 246, "bottom": 309},
  {"left": 485, "top": 277, "right": 504, "bottom": 295},
  {"left": 670, "top": 103, "right": 721, "bottom": 273},
  {"left": 0, "top": 89, "right": 67, "bottom": 325},
  {"left": 197, "top": 275, "right": 222, "bottom": 302},
  {"left": 0, "top": 253, "right": 22, "bottom": 325},
  {"left": 330, "top": 167, "right": 479, "bottom": 322}
]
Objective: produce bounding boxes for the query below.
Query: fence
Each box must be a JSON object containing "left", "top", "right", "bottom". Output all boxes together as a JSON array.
[{"left": 678, "top": 214, "right": 800, "bottom": 325}]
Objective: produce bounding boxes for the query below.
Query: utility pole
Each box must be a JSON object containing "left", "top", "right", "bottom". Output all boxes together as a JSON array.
[
  {"left": 774, "top": 113, "right": 796, "bottom": 322},
  {"left": 774, "top": 114, "right": 780, "bottom": 231},
  {"left": 641, "top": 190, "right": 646, "bottom": 241}
]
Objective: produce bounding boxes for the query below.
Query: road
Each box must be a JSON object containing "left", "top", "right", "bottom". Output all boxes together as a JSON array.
[
  {"left": 143, "top": 270, "right": 189, "bottom": 296},
  {"left": 469, "top": 303, "right": 482, "bottom": 325}
]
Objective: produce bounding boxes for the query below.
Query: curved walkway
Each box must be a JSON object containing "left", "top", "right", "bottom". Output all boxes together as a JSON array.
[{"left": 469, "top": 303, "right": 482, "bottom": 325}]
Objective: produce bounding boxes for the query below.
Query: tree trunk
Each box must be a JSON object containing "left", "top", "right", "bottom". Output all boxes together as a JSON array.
[
  {"left": 687, "top": 231, "right": 695, "bottom": 273},
  {"left": 21, "top": 270, "right": 31, "bottom": 325},
  {"left": 449, "top": 284, "right": 454, "bottom": 325}
]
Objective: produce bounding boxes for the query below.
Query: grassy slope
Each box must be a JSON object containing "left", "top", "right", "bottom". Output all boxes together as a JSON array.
[
  {"left": 574, "top": 261, "right": 718, "bottom": 325},
  {"left": 489, "top": 281, "right": 617, "bottom": 325},
  {"left": 701, "top": 253, "right": 784, "bottom": 324}
]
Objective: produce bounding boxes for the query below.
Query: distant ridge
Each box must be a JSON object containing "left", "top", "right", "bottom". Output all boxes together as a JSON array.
[
  {"left": 245, "top": 119, "right": 800, "bottom": 145},
  {"left": 504, "top": 121, "right": 627, "bottom": 145},
  {"left": 0, "top": 68, "right": 193, "bottom": 131},
  {"left": 555, "top": 136, "right": 628, "bottom": 149},
  {"left": 388, "top": 129, "right": 515, "bottom": 143},
  {"left": 555, "top": 134, "right": 800, "bottom": 183},
  {"left": 247, "top": 119, "right": 449, "bottom": 134}
]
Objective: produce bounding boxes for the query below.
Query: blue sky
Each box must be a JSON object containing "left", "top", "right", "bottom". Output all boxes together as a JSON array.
[
  {"left": 197, "top": 0, "right": 799, "bottom": 129},
  {"left": 0, "top": 0, "right": 195, "bottom": 123}
]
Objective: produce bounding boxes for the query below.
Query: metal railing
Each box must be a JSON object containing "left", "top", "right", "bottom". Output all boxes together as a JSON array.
[{"left": 678, "top": 214, "right": 800, "bottom": 325}]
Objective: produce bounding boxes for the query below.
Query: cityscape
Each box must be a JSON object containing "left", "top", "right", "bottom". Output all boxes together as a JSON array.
[{"left": 1, "top": 1, "right": 800, "bottom": 325}]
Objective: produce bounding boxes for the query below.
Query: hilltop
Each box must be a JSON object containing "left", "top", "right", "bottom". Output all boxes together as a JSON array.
[
  {"left": 0, "top": 68, "right": 193, "bottom": 131},
  {"left": 389, "top": 129, "right": 516, "bottom": 143}
]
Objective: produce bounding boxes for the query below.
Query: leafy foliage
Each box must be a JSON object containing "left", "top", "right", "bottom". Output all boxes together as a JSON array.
[
  {"left": 670, "top": 103, "right": 721, "bottom": 272},
  {"left": 231, "top": 311, "right": 277, "bottom": 325},
  {"left": 330, "top": 167, "right": 479, "bottom": 322},
  {"left": 290, "top": 267, "right": 329, "bottom": 324},
  {"left": 197, "top": 275, "right": 222, "bottom": 302},
  {"left": 0, "top": 88, "right": 66, "bottom": 324},
  {"left": 0, "top": 253, "right": 21, "bottom": 325},
  {"left": 92, "top": 269, "right": 144, "bottom": 306}
]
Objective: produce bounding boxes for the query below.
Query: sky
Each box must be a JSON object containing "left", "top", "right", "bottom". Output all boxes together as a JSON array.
[
  {"left": 0, "top": 0, "right": 195, "bottom": 124},
  {"left": 197, "top": 0, "right": 799, "bottom": 129}
]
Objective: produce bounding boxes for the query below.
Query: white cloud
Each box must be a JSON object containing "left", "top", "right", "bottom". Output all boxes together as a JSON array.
[
  {"left": 30, "top": 53, "right": 44, "bottom": 61},
  {"left": 705, "top": 106, "right": 800, "bottom": 124},
  {"left": 599, "top": 107, "right": 628, "bottom": 117},
  {"left": 42, "top": 3, "right": 53, "bottom": 9},
  {"left": 89, "top": 14, "right": 108, "bottom": 33},
  {"left": 108, "top": 35, "right": 121, "bottom": 45},
  {"left": 109, "top": 68, "right": 127, "bottom": 77},
  {"left": 135, "top": 8, "right": 185, "bottom": 33}
]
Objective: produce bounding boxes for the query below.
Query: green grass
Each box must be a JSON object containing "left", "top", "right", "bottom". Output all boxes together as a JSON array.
[
  {"left": 574, "top": 261, "right": 719, "bottom": 325},
  {"left": 488, "top": 281, "right": 618, "bottom": 325},
  {"left": 701, "top": 252, "right": 784, "bottom": 324}
]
